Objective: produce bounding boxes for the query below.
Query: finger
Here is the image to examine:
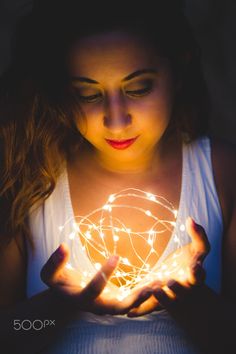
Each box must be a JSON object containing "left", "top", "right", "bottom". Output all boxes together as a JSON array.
[
  {"left": 167, "top": 279, "right": 189, "bottom": 298},
  {"left": 127, "top": 295, "right": 160, "bottom": 317},
  {"left": 79, "top": 255, "right": 119, "bottom": 302},
  {"left": 100, "top": 286, "right": 153, "bottom": 315},
  {"left": 153, "top": 286, "right": 175, "bottom": 308},
  {"left": 40, "top": 243, "right": 69, "bottom": 285},
  {"left": 123, "top": 287, "right": 153, "bottom": 311},
  {"left": 187, "top": 261, "right": 206, "bottom": 285},
  {"left": 186, "top": 217, "right": 210, "bottom": 261}
]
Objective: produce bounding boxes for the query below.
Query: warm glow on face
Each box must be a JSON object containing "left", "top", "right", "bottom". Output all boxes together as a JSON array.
[
  {"left": 59, "top": 188, "right": 189, "bottom": 301},
  {"left": 68, "top": 31, "right": 174, "bottom": 172}
]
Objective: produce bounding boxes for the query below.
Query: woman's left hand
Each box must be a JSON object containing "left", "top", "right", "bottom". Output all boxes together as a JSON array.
[{"left": 127, "top": 217, "right": 210, "bottom": 317}]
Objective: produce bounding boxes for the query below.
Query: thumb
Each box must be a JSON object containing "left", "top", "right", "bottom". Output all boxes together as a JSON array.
[
  {"left": 186, "top": 217, "right": 210, "bottom": 262},
  {"left": 40, "top": 243, "right": 70, "bottom": 285}
]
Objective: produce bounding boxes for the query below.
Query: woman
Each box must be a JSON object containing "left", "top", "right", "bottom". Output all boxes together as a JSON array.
[{"left": 0, "top": 1, "right": 235, "bottom": 353}]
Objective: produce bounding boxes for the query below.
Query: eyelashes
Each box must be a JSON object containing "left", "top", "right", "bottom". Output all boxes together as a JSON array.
[
  {"left": 126, "top": 86, "right": 153, "bottom": 97},
  {"left": 78, "top": 93, "right": 102, "bottom": 103},
  {"left": 76, "top": 80, "right": 154, "bottom": 103}
]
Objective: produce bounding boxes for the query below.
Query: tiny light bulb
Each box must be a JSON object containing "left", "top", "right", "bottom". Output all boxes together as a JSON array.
[
  {"left": 123, "top": 258, "right": 130, "bottom": 265},
  {"left": 108, "top": 194, "right": 115, "bottom": 203},
  {"left": 174, "top": 234, "right": 180, "bottom": 243},
  {"left": 69, "top": 232, "right": 75, "bottom": 240},
  {"left": 65, "top": 263, "right": 73, "bottom": 270},
  {"left": 73, "top": 222, "right": 80, "bottom": 231},
  {"left": 95, "top": 263, "right": 102, "bottom": 270},
  {"left": 145, "top": 210, "right": 152, "bottom": 216},
  {"left": 178, "top": 269, "right": 185, "bottom": 275},
  {"left": 85, "top": 231, "right": 92, "bottom": 240}
]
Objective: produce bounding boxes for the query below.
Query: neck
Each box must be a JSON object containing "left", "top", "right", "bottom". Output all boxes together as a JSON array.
[
  {"left": 94, "top": 149, "right": 159, "bottom": 174},
  {"left": 78, "top": 132, "right": 181, "bottom": 178}
]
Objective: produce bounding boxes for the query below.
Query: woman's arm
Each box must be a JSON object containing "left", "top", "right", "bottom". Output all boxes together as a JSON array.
[
  {"left": 0, "top": 236, "right": 152, "bottom": 354},
  {"left": 128, "top": 139, "right": 236, "bottom": 353},
  {"left": 1, "top": 288, "right": 79, "bottom": 354},
  {"left": 212, "top": 139, "right": 236, "bottom": 302},
  {"left": 152, "top": 255, "right": 236, "bottom": 354},
  {"left": 0, "top": 236, "right": 78, "bottom": 354},
  {"left": 156, "top": 140, "right": 236, "bottom": 353}
]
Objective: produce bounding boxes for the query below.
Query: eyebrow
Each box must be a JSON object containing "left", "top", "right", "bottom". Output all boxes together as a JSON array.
[
  {"left": 71, "top": 77, "right": 99, "bottom": 84},
  {"left": 122, "top": 69, "right": 157, "bottom": 82},
  {"left": 70, "top": 69, "right": 157, "bottom": 85}
]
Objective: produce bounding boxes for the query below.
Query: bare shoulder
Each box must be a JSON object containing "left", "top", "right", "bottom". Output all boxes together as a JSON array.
[
  {"left": 211, "top": 138, "right": 236, "bottom": 299},
  {"left": 0, "top": 233, "right": 27, "bottom": 309},
  {"left": 211, "top": 137, "right": 236, "bottom": 176},
  {"left": 211, "top": 137, "right": 236, "bottom": 229}
]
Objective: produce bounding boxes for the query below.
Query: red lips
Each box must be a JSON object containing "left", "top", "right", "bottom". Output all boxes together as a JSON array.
[{"left": 105, "top": 136, "right": 139, "bottom": 150}]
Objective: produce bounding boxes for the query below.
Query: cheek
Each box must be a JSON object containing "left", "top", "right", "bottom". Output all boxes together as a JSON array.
[
  {"left": 76, "top": 107, "right": 103, "bottom": 138},
  {"left": 133, "top": 98, "right": 172, "bottom": 131}
]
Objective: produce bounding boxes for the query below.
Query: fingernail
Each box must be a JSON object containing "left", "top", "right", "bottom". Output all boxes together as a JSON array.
[
  {"left": 151, "top": 280, "right": 163, "bottom": 288},
  {"left": 192, "top": 262, "right": 202, "bottom": 273},
  {"left": 107, "top": 255, "right": 119, "bottom": 267},
  {"left": 193, "top": 261, "right": 201, "bottom": 268},
  {"left": 153, "top": 289, "right": 164, "bottom": 300},
  {"left": 141, "top": 289, "right": 152, "bottom": 298},
  {"left": 187, "top": 216, "right": 193, "bottom": 226},
  {"left": 187, "top": 217, "right": 199, "bottom": 231},
  {"left": 167, "top": 280, "right": 176, "bottom": 288},
  {"left": 55, "top": 245, "right": 64, "bottom": 261},
  {"left": 153, "top": 285, "right": 161, "bottom": 292}
]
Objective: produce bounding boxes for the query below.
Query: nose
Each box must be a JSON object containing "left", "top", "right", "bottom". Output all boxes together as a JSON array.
[{"left": 103, "top": 93, "right": 132, "bottom": 131}]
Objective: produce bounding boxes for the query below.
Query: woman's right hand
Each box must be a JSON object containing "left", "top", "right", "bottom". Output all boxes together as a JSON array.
[{"left": 40, "top": 243, "right": 152, "bottom": 316}]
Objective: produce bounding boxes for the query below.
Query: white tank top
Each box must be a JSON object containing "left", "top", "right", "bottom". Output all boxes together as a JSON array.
[{"left": 26, "top": 137, "right": 223, "bottom": 354}]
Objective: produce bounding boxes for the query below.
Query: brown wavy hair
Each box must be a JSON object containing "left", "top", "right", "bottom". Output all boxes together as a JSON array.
[{"left": 0, "top": 0, "right": 210, "bottom": 247}]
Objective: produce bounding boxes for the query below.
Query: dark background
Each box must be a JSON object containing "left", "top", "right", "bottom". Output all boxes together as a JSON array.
[{"left": 0, "top": 0, "right": 235, "bottom": 144}]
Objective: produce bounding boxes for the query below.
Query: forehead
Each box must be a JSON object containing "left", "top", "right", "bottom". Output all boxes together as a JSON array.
[{"left": 67, "top": 31, "right": 161, "bottom": 80}]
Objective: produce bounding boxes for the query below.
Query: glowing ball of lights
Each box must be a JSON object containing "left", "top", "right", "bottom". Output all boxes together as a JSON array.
[{"left": 59, "top": 188, "right": 190, "bottom": 301}]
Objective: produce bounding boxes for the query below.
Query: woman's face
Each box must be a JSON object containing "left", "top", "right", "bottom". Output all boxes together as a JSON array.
[{"left": 68, "top": 31, "right": 175, "bottom": 172}]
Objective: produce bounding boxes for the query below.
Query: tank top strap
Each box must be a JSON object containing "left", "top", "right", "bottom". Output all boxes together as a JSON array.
[{"left": 181, "top": 137, "right": 223, "bottom": 293}]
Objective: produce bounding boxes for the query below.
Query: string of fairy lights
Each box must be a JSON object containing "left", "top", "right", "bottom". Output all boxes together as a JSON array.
[{"left": 59, "top": 188, "right": 189, "bottom": 301}]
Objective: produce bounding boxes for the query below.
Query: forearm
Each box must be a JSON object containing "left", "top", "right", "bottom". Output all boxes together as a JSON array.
[
  {"left": 166, "top": 284, "right": 235, "bottom": 354},
  {"left": 0, "top": 289, "right": 76, "bottom": 354}
]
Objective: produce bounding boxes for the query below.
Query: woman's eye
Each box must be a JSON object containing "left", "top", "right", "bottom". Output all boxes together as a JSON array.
[
  {"left": 79, "top": 93, "right": 102, "bottom": 103},
  {"left": 126, "top": 87, "right": 152, "bottom": 97},
  {"left": 72, "top": 86, "right": 103, "bottom": 103},
  {"left": 125, "top": 81, "right": 153, "bottom": 97}
]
